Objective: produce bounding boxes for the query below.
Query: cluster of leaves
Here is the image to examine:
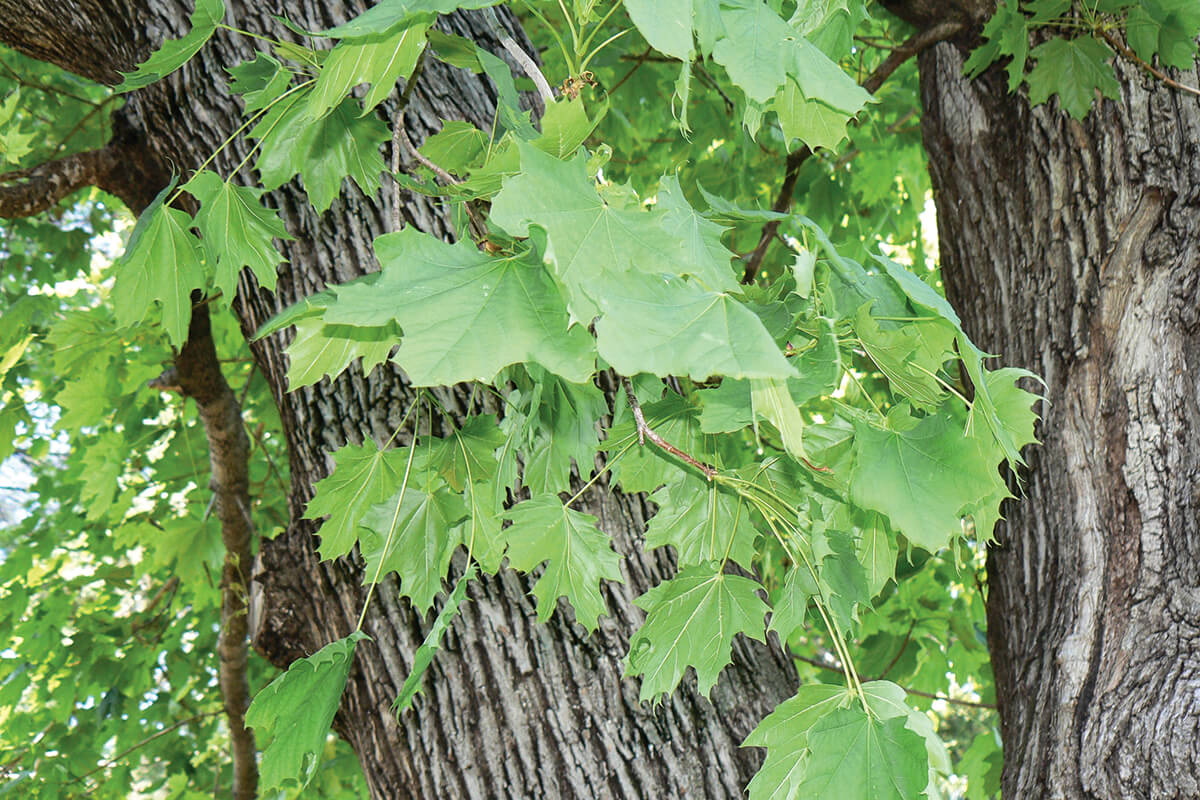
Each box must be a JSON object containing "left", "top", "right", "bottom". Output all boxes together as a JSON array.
[
  {"left": 964, "top": 0, "right": 1200, "bottom": 119},
  {"left": 27, "top": 0, "right": 1197, "bottom": 795}
]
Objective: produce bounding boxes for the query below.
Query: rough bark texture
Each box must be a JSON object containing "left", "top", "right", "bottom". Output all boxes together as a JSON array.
[
  {"left": 918, "top": 33, "right": 1200, "bottom": 799},
  {"left": 0, "top": 2, "right": 799, "bottom": 796}
]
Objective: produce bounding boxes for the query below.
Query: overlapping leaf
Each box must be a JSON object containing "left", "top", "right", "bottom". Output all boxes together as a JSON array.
[
  {"left": 321, "top": 229, "right": 595, "bottom": 385},
  {"left": 303, "top": 441, "right": 413, "bottom": 559},
  {"left": 306, "top": 23, "right": 428, "bottom": 119},
  {"left": 626, "top": 565, "right": 767, "bottom": 701},
  {"left": 184, "top": 170, "right": 291, "bottom": 299},
  {"left": 502, "top": 495, "right": 623, "bottom": 632}
]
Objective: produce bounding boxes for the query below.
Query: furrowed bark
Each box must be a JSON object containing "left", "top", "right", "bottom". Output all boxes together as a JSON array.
[
  {"left": 0, "top": 2, "right": 799, "bottom": 795},
  {"left": 914, "top": 21, "right": 1200, "bottom": 799}
]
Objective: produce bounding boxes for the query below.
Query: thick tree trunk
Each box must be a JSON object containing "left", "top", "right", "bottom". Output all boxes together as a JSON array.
[
  {"left": 0, "top": 1, "right": 797, "bottom": 796},
  {"left": 918, "top": 33, "right": 1200, "bottom": 799}
]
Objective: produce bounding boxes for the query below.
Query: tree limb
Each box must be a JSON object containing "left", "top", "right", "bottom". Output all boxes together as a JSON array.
[
  {"left": 740, "top": 21, "right": 965, "bottom": 284},
  {"left": 0, "top": 147, "right": 116, "bottom": 217},
  {"left": 171, "top": 303, "right": 259, "bottom": 800}
]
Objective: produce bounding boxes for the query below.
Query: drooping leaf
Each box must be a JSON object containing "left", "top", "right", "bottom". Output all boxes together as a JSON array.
[
  {"left": 393, "top": 565, "right": 476, "bottom": 715},
  {"left": 646, "top": 473, "right": 758, "bottom": 568},
  {"left": 626, "top": 564, "right": 767, "bottom": 701},
  {"left": 849, "top": 406, "right": 1007, "bottom": 552},
  {"left": 423, "top": 415, "right": 506, "bottom": 492},
  {"left": 245, "top": 631, "right": 368, "bottom": 793},
  {"left": 284, "top": 317, "right": 397, "bottom": 389},
  {"left": 358, "top": 483, "right": 468, "bottom": 611},
  {"left": 110, "top": 182, "right": 207, "bottom": 347},
  {"left": 115, "top": 0, "right": 225, "bottom": 92},
  {"left": 743, "top": 683, "right": 848, "bottom": 800},
  {"left": 796, "top": 706, "right": 928, "bottom": 799},
  {"left": 303, "top": 441, "right": 413, "bottom": 559},
  {"left": 319, "top": 0, "right": 503, "bottom": 40},
  {"left": 320, "top": 229, "right": 595, "bottom": 385},
  {"left": 591, "top": 271, "right": 796, "bottom": 381},
  {"left": 251, "top": 92, "right": 389, "bottom": 212},
  {"left": 306, "top": 23, "right": 428, "bottom": 119},
  {"left": 502, "top": 495, "right": 623, "bottom": 632},
  {"left": 183, "top": 170, "right": 291, "bottom": 299},
  {"left": 625, "top": 0, "right": 695, "bottom": 60}
]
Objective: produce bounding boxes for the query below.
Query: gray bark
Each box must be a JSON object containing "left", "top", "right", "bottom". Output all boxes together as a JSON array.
[
  {"left": 918, "top": 32, "right": 1200, "bottom": 799},
  {"left": 0, "top": 1, "right": 798, "bottom": 796}
]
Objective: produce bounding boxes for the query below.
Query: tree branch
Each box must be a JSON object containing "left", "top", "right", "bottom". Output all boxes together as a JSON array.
[
  {"left": 172, "top": 303, "right": 259, "bottom": 800},
  {"left": 0, "top": 147, "right": 116, "bottom": 217},
  {"left": 621, "top": 376, "right": 717, "bottom": 480},
  {"left": 740, "top": 21, "right": 964, "bottom": 284}
]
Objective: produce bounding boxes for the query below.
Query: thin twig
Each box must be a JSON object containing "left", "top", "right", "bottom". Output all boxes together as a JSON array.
[
  {"left": 609, "top": 46, "right": 654, "bottom": 95},
  {"left": 391, "top": 49, "right": 428, "bottom": 233},
  {"left": 620, "top": 376, "right": 717, "bottom": 480},
  {"left": 68, "top": 710, "right": 222, "bottom": 786},
  {"left": 1099, "top": 28, "right": 1200, "bottom": 98},
  {"left": 484, "top": 7, "right": 555, "bottom": 104},
  {"left": 740, "top": 21, "right": 965, "bottom": 284},
  {"left": 396, "top": 125, "right": 488, "bottom": 239}
]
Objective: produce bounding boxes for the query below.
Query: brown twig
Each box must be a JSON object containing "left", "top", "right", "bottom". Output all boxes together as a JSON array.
[
  {"left": 609, "top": 46, "right": 654, "bottom": 96},
  {"left": 1099, "top": 28, "right": 1200, "bottom": 98},
  {"left": 740, "top": 21, "right": 965, "bottom": 284},
  {"left": 620, "top": 376, "right": 717, "bottom": 480},
  {"left": 395, "top": 125, "right": 488, "bottom": 239},
  {"left": 68, "top": 710, "right": 223, "bottom": 788},
  {"left": 391, "top": 48, "right": 428, "bottom": 232}
]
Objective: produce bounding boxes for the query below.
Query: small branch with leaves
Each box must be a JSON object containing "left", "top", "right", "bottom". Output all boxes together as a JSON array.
[{"left": 621, "top": 376, "right": 717, "bottom": 480}]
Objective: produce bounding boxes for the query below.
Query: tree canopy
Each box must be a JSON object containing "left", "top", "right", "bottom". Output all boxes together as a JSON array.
[{"left": 1, "top": 0, "right": 1196, "bottom": 797}]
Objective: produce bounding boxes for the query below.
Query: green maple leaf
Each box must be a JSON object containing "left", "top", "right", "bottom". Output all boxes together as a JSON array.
[
  {"left": 646, "top": 473, "right": 758, "bottom": 568},
  {"left": 743, "top": 683, "right": 847, "bottom": 800},
  {"left": 698, "top": 379, "right": 754, "bottom": 433},
  {"left": 711, "top": 0, "right": 795, "bottom": 102},
  {"left": 857, "top": 511, "right": 896, "bottom": 596},
  {"left": 246, "top": 631, "right": 368, "bottom": 793},
  {"left": 115, "top": 0, "right": 225, "bottom": 92},
  {"left": 849, "top": 406, "right": 1007, "bottom": 552},
  {"left": 419, "top": 120, "right": 487, "bottom": 175},
  {"left": 591, "top": 272, "right": 796, "bottom": 381},
  {"left": 183, "top": 170, "right": 291, "bottom": 300},
  {"left": 819, "top": 534, "right": 872, "bottom": 631},
  {"left": 519, "top": 374, "right": 608, "bottom": 495},
  {"left": 303, "top": 441, "right": 413, "bottom": 559},
  {"left": 318, "top": 0, "right": 504, "bottom": 40},
  {"left": 489, "top": 143, "right": 698, "bottom": 320},
  {"left": 358, "top": 484, "right": 468, "bottom": 611},
  {"left": 626, "top": 564, "right": 767, "bottom": 701},
  {"left": 767, "top": 562, "right": 820, "bottom": 642},
  {"left": 228, "top": 52, "right": 293, "bottom": 113},
  {"left": 773, "top": 80, "right": 853, "bottom": 151},
  {"left": 1127, "top": 0, "right": 1200, "bottom": 69},
  {"left": 625, "top": 0, "right": 695, "bottom": 59},
  {"left": 251, "top": 92, "right": 389, "bottom": 212},
  {"left": 796, "top": 706, "right": 928, "bottom": 799},
  {"left": 751, "top": 376, "right": 807, "bottom": 459},
  {"left": 423, "top": 415, "right": 505, "bottom": 492},
  {"left": 1026, "top": 36, "right": 1120, "bottom": 120},
  {"left": 321, "top": 229, "right": 595, "bottom": 385},
  {"left": 306, "top": 23, "right": 428, "bottom": 119},
  {"left": 854, "top": 306, "right": 949, "bottom": 410},
  {"left": 284, "top": 317, "right": 396, "bottom": 389},
  {"left": 502, "top": 495, "right": 623, "bottom": 632},
  {"left": 110, "top": 182, "right": 207, "bottom": 347},
  {"left": 860, "top": 680, "right": 952, "bottom": 776},
  {"left": 656, "top": 175, "right": 740, "bottom": 291},
  {"left": 871, "top": 253, "right": 1029, "bottom": 467}
]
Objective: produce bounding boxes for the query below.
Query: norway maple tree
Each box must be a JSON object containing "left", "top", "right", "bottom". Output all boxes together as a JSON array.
[{"left": 1, "top": 0, "right": 1196, "bottom": 798}]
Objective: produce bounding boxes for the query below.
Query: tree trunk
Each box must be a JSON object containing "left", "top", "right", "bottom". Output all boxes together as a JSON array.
[
  {"left": 0, "top": 1, "right": 798, "bottom": 796},
  {"left": 917, "top": 31, "right": 1200, "bottom": 799}
]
